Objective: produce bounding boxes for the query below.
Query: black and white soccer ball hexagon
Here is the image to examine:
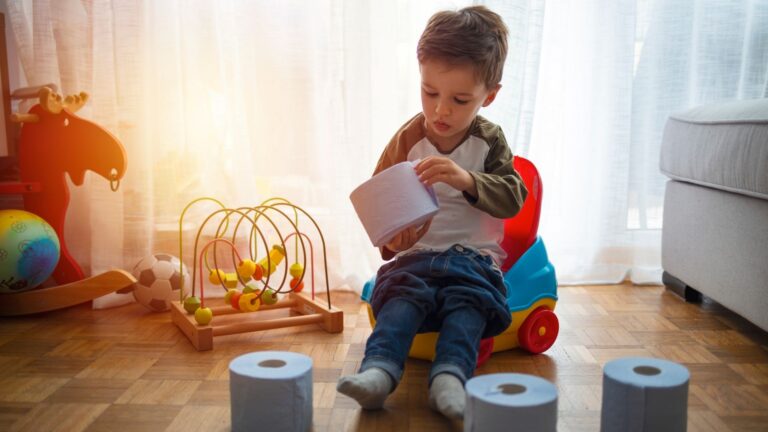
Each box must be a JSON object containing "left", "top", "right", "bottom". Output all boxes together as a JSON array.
[{"left": 130, "top": 253, "right": 190, "bottom": 312}]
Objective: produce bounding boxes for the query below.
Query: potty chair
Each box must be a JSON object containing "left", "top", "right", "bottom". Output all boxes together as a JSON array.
[{"left": 361, "top": 156, "right": 558, "bottom": 366}]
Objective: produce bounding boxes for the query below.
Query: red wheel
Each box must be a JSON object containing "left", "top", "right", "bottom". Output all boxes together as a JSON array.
[
  {"left": 476, "top": 337, "right": 494, "bottom": 367},
  {"left": 518, "top": 307, "right": 558, "bottom": 354}
]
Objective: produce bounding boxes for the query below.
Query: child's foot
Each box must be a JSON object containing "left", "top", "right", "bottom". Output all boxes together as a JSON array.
[
  {"left": 429, "top": 373, "right": 465, "bottom": 420},
  {"left": 336, "top": 367, "right": 393, "bottom": 410}
]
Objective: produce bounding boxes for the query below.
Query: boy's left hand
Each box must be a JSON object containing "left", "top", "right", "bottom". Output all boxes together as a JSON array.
[{"left": 415, "top": 156, "right": 477, "bottom": 197}]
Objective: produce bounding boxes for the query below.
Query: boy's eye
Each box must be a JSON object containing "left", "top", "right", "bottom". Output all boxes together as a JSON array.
[
  {"left": 423, "top": 89, "right": 437, "bottom": 97},
  {"left": 454, "top": 98, "right": 469, "bottom": 105}
]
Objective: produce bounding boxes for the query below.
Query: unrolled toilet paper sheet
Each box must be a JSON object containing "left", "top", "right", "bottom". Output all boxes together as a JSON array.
[{"left": 350, "top": 160, "right": 439, "bottom": 247}]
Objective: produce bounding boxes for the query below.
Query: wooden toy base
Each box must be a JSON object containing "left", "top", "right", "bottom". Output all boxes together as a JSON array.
[{"left": 171, "top": 292, "right": 344, "bottom": 351}]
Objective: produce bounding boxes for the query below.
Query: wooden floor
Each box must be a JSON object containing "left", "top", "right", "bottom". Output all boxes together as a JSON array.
[{"left": 0, "top": 284, "right": 767, "bottom": 431}]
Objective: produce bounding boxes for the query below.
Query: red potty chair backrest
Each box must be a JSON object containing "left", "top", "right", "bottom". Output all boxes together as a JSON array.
[{"left": 499, "top": 156, "right": 543, "bottom": 272}]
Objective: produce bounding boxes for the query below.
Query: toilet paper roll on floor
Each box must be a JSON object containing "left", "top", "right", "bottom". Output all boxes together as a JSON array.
[
  {"left": 465, "top": 373, "right": 558, "bottom": 432},
  {"left": 350, "top": 160, "right": 439, "bottom": 247},
  {"left": 229, "top": 351, "right": 313, "bottom": 432},
  {"left": 600, "top": 357, "right": 690, "bottom": 432}
]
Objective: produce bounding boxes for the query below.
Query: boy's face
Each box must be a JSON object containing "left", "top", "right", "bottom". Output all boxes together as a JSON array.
[{"left": 419, "top": 59, "right": 499, "bottom": 148}]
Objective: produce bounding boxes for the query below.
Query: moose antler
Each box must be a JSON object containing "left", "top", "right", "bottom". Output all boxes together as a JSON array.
[
  {"left": 11, "top": 87, "right": 90, "bottom": 123},
  {"left": 40, "top": 87, "right": 89, "bottom": 114}
]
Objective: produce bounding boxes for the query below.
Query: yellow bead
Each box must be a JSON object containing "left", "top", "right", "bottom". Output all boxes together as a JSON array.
[
  {"left": 256, "top": 245, "right": 286, "bottom": 277},
  {"left": 237, "top": 259, "right": 257, "bottom": 279},
  {"left": 195, "top": 307, "right": 213, "bottom": 325},
  {"left": 208, "top": 269, "right": 226, "bottom": 285},
  {"left": 289, "top": 263, "right": 304, "bottom": 279},
  {"left": 260, "top": 262, "right": 277, "bottom": 277},
  {"left": 223, "top": 272, "right": 239, "bottom": 288},
  {"left": 239, "top": 292, "right": 261, "bottom": 312}
]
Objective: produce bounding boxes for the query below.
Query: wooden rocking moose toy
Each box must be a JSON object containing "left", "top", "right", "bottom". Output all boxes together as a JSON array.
[{"left": 0, "top": 86, "right": 136, "bottom": 315}]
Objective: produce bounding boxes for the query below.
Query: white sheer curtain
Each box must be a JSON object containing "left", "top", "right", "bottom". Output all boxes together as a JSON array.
[
  {"left": 6, "top": 0, "right": 766, "bottom": 294},
  {"left": 6, "top": 0, "right": 354, "bottom": 296},
  {"left": 527, "top": 0, "right": 768, "bottom": 284}
]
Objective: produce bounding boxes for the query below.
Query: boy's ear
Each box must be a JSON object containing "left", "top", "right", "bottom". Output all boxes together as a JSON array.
[{"left": 482, "top": 84, "right": 502, "bottom": 107}]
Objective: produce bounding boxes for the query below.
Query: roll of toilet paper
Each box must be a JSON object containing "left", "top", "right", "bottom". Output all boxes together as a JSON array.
[
  {"left": 229, "top": 351, "right": 313, "bottom": 432},
  {"left": 465, "top": 373, "right": 558, "bottom": 432},
  {"left": 600, "top": 357, "right": 690, "bottom": 432},
  {"left": 350, "top": 160, "right": 439, "bottom": 247}
]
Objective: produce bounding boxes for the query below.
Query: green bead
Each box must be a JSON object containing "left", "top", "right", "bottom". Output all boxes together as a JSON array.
[{"left": 183, "top": 296, "right": 201, "bottom": 314}]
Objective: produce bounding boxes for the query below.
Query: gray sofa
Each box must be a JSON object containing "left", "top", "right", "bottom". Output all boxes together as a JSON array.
[{"left": 660, "top": 98, "right": 768, "bottom": 332}]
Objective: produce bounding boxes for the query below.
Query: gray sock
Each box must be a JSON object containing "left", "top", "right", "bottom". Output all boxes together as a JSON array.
[
  {"left": 429, "top": 373, "right": 465, "bottom": 420},
  {"left": 336, "top": 367, "right": 393, "bottom": 410}
]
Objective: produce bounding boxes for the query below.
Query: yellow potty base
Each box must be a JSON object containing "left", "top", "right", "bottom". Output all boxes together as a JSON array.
[{"left": 365, "top": 298, "right": 557, "bottom": 361}]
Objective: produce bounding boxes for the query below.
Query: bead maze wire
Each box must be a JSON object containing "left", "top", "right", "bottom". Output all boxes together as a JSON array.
[
  {"left": 196, "top": 238, "right": 244, "bottom": 309},
  {"left": 179, "top": 197, "right": 332, "bottom": 314}
]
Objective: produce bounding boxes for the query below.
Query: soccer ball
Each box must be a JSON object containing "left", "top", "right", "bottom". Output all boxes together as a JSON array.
[{"left": 131, "top": 253, "right": 189, "bottom": 312}]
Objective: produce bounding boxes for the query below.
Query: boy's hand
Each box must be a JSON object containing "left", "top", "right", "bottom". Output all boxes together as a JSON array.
[
  {"left": 385, "top": 218, "right": 432, "bottom": 253},
  {"left": 415, "top": 156, "right": 478, "bottom": 197}
]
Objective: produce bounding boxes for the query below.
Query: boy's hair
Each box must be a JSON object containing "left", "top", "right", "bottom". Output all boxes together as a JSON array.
[{"left": 417, "top": 6, "right": 508, "bottom": 89}]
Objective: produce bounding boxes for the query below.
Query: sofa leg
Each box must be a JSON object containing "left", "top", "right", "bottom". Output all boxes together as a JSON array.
[{"left": 662, "top": 271, "right": 703, "bottom": 303}]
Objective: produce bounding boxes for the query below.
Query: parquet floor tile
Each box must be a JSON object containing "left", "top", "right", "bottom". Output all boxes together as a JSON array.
[{"left": 0, "top": 284, "right": 765, "bottom": 431}]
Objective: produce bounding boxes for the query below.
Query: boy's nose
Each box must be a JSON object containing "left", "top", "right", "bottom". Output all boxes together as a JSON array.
[{"left": 436, "top": 101, "right": 450, "bottom": 116}]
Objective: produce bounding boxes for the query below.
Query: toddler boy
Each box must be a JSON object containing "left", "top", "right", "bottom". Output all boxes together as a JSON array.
[{"left": 338, "top": 5, "right": 527, "bottom": 420}]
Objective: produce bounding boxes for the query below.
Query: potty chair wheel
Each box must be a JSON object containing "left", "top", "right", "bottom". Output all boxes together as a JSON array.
[{"left": 518, "top": 307, "right": 559, "bottom": 354}]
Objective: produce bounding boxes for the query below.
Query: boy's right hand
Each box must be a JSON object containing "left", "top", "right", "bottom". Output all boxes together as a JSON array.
[{"left": 385, "top": 218, "right": 433, "bottom": 253}]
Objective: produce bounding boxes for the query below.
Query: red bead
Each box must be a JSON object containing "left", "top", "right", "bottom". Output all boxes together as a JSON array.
[
  {"left": 230, "top": 291, "right": 242, "bottom": 310},
  {"left": 289, "top": 278, "right": 304, "bottom": 293},
  {"left": 252, "top": 265, "right": 264, "bottom": 281}
]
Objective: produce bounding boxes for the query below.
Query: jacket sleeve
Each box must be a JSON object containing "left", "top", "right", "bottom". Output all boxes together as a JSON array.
[{"left": 463, "top": 129, "right": 528, "bottom": 219}]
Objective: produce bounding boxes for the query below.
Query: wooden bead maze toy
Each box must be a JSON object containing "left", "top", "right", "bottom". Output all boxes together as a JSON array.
[{"left": 171, "top": 197, "right": 343, "bottom": 350}]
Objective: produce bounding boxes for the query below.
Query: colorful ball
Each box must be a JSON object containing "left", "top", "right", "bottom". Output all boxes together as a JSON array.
[
  {"left": 0, "top": 209, "right": 60, "bottom": 293},
  {"left": 131, "top": 254, "right": 190, "bottom": 312}
]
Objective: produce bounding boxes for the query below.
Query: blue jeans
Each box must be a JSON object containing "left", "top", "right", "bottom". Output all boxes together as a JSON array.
[{"left": 361, "top": 244, "right": 510, "bottom": 389}]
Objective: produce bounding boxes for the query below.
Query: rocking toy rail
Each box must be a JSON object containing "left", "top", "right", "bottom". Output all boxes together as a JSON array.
[{"left": 0, "top": 269, "right": 137, "bottom": 316}]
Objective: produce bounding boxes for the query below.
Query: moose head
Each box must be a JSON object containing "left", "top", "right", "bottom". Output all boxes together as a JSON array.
[{"left": 16, "top": 87, "right": 127, "bottom": 188}]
